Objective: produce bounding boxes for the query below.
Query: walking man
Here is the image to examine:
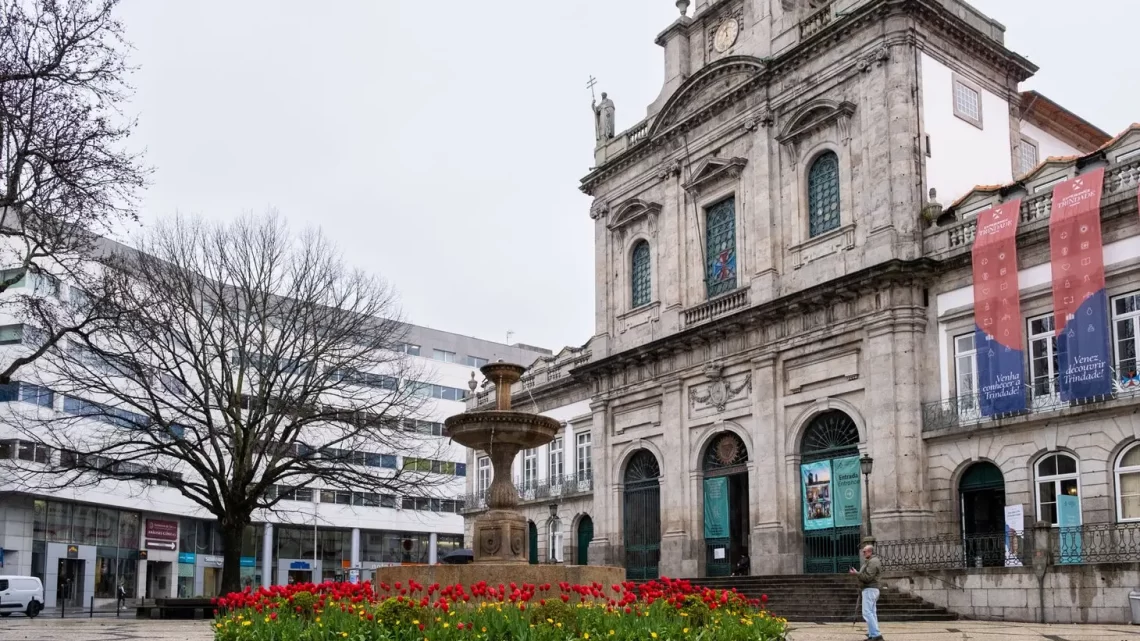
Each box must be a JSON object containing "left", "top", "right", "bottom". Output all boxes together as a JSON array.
[{"left": 850, "top": 543, "right": 883, "bottom": 640}]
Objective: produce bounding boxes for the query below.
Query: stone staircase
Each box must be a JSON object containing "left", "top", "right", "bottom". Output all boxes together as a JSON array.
[{"left": 687, "top": 574, "right": 958, "bottom": 623}]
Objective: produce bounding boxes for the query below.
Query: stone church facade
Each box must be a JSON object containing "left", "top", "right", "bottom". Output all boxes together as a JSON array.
[{"left": 462, "top": 0, "right": 1140, "bottom": 585}]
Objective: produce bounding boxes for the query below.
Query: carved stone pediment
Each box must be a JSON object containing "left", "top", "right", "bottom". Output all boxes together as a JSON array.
[
  {"left": 682, "top": 156, "right": 747, "bottom": 196},
  {"left": 778, "top": 99, "right": 856, "bottom": 146},
  {"left": 649, "top": 56, "right": 766, "bottom": 139},
  {"left": 777, "top": 99, "right": 856, "bottom": 166},
  {"left": 607, "top": 198, "right": 663, "bottom": 230},
  {"left": 689, "top": 366, "right": 751, "bottom": 414}
]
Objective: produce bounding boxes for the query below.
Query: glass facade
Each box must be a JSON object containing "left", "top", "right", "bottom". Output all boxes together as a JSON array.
[{"left": 32, "top": 500, "right": 141, "bottom": 598}]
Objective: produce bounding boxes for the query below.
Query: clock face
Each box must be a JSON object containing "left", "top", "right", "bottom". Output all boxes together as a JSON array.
[{"left": 713, "top": 19, "right": 739, "bottom": 53}]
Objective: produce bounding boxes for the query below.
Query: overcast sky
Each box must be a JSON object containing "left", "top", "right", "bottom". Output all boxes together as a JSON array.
[{"left": 114, "top": 0, "right": 1139, "bottom": 351}]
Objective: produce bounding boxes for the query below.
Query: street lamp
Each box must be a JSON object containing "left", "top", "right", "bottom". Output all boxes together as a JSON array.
[{"left": 860, "top": 454, "right": 874, "bottom": 540}]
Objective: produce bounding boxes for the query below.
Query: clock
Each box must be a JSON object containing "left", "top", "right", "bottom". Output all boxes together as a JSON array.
[{"left": 713, "top": 18, "right": 739, "bottom": 53}]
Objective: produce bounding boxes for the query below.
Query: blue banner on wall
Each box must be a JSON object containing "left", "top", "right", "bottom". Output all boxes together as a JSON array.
[
  {"left": 1050, "top": 168, "right": 1113, "bottom": 402},
  {"left": 178, "top": 552, "right": 196, "bottom": 564},
  {"left": 240, "top": 557, "right": 256, "bottom": 567},
  {"left": 972, "top": 199, "right": 1027, "bottom": 416}
]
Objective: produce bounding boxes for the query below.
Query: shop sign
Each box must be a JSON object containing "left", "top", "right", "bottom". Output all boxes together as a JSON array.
[
  {"left": 178, "top": 552, "right": 196, "bottom": 564},
  {"left": 289, "top": 561, "right": 311, "bottom": 570},
  {"left": 67, "top": 545, "right": 79, "bottom": 559},
  {"left": 240, "top": 557, "right": 256, "bottom": 567},
  {"left": 200, "top": 555, "right": 224, "bottom": 567},
  {"left": 145, "top": 519, "right": 179, "bottom": 550}
]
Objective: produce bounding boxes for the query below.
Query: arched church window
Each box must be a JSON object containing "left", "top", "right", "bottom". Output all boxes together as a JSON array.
[
  {"left": 705, "top": 197, "right": 737, "bottom": 298},
  {"left": 631, "top": 241, "right": 652, "bottom": 308},
  {"left": 702, "top": 432, "right": 748, "bottom": 474},
  {"left": 807, "top": 152, "right": 841, "bottom": 238},
  {"left": 800, "top": 410, "right": 859, "bottom": 462}
]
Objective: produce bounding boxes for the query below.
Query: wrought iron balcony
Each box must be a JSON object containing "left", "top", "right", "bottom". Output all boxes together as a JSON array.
[
  {"left": 922, "top": 374, "right": 1140, "bottom": 433},
  {"left": 879, "top": 532, "right": 1031, "bottom": 571},
  {"left": 459, "top": 472, "right": 594, "bottom": 514}
]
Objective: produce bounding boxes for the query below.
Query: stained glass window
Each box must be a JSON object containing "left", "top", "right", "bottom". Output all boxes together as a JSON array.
[
  {"left": 808, "top": 152, "right": 841, "bottom": 238},
  {"left": 631, "top": 241, "right": 652, "bottom": 308},
  {"left": 705, "top": 197, "right": 737, "bottom": 298}
]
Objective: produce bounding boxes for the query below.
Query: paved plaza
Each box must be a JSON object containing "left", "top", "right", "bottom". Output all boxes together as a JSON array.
[{"left": 2, "top": 619, "right": 1140, "bottom": 641}]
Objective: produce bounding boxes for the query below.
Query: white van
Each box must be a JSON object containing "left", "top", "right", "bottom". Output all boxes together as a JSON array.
[{"left": 0, "top": 576, "right": 44, "bottom": 618}]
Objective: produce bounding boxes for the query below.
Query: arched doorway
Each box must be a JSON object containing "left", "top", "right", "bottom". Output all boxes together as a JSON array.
[
  {"left": 528, "top": 521, "right": 538, "bottom": 565},
  {"left": 702, "top": 432, "right": 750, "bottom": 577},
  {"left": 800, "top": 410, "right": 862, "bottom": 574},
  {"left": 959, "top": 462, "right": 1006, "bottom": 567},
  {"left": 576, "top": 515, "right": 593, "bottom": 565},
  {"left": 623, "top": 450, "right": 661, "bottom": 581}
]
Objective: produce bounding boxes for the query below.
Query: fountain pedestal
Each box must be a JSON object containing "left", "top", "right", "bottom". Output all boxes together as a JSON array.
[{"left": 374, "top": 362, "right": 625, "bottom": 587}]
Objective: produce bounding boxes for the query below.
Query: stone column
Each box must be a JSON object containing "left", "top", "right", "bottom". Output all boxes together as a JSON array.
[
  {"left": 659, "top": 379, "right": 694, "bottom": 577},
  {"left": 350, "top": 528, "right": 361, "bottom": 568},
  {"left": 749, "top": 352, "right": 783, "bottom": 573},
  {"left": 865, "top": 309, "right": 929, "bottom": 540},
  {"left": 261, "top": 523, "right": 274, "bottom": 589},
  {"left": 587, "top": 399, "right": 613, "bottom": 566}
]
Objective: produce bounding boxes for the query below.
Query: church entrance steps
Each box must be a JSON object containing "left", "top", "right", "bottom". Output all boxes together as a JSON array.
[{"left": 684, "top": 575, "right": 959, "bottom": 623}]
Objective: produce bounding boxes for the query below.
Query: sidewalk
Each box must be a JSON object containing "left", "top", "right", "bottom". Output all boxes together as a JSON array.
[{"left": 788, "top": 621, "right": 1140, "bottom": 641}]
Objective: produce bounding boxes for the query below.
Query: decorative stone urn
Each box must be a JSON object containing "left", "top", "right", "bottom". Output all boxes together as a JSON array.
[{"left": 445, "top": 362, "right": 560, "bottom": 564}]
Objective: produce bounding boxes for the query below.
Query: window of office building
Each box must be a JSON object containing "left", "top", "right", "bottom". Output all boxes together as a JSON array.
[
  {"left": 433, "top": 349, "right": 456, "bottom": 363},
  {"left": 32, "top": 500, "right": 141, "bottom": 598},
  {"left": 466, "top": 355, "right": 488, "bottom": 368}
]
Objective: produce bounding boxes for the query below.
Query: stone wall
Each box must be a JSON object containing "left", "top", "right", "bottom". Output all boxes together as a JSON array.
[{"left": 884, "top": 564, "right": 1140, "bottom": 623}]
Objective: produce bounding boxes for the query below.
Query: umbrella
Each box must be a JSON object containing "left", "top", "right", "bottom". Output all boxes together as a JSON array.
[{"left": 442, "top": 549, "right": 474, "bottom": 564}]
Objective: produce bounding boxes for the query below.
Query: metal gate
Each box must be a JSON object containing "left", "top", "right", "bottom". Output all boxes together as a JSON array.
[
  {"left": 800, "top": 411, "right": 861, "bottom": 574},
  {"left": 577, "top": 516, "right": 593, "bottom": 565},
  {"left": 803, "top": 526, "right": 862, "bottom": 573},
  {"left": 623, "top": 450, "right": 661, "bottom": 581}
]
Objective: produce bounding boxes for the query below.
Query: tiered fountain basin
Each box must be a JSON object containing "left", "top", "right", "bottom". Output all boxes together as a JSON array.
[{"left": 372, "top": 362, "right": 624, "bottom": 588}]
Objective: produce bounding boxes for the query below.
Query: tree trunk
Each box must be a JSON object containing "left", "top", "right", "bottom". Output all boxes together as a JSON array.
[{"left": 219, "top": 516, "right": 251, "bottom": 596}]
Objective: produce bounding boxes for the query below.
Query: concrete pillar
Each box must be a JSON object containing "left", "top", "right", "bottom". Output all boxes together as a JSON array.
[
  {"left": 350, "top": 528, "right": 361, "bottom": 568},
  {"left": 428, "top": 532, "right": 438, "bottom": 565},
  {"left": 261, "top": 523, "right": 274, "bottom": 589}
]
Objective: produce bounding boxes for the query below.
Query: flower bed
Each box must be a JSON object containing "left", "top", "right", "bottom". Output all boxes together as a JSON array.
[{"left": 213, "top": 577, "right": 786, "bottom": 641}]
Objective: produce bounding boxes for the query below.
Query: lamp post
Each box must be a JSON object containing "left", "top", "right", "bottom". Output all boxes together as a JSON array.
[{"left": 860, "top": 454, "right": 874, "bottom": 540}]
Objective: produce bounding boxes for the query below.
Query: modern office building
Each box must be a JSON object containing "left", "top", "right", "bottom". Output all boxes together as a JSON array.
[{"left": 0, "top": 276, "right": 550, "bottom": 608}]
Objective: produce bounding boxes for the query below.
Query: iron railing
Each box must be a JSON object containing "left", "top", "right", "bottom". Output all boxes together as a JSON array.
[
  {"left": 460, "top": 472, "right": 593, "bottom": 513},
  {"left": 878, "top": 532, "right": 1030, "bottom": 571},
  {"left": 1054, "top": 522, "right": 1140, "bottom": 564},
  {"left": 923, "top": 375, "right": 1140, "bottom": 433}
]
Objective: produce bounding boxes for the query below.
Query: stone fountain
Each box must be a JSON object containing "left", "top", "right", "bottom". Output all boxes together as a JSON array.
[{"left": 370, "top": 362, "right": 624, "bottom": 586}]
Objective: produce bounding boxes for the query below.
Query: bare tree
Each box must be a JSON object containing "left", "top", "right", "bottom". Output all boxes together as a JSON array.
[
  {"left": 10, "top": 213, "right": 452, "bottom": 594},
  {"left": 0, "top": 0, "right": 147, "bottom": 382}
]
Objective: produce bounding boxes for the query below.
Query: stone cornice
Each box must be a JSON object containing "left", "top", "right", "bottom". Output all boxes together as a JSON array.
[
  {"left": 579, "top": 0, "right": 1037, "bottom": 195},
  {"left": 573, "top": 258, "right": 940, "bottom": 378}
]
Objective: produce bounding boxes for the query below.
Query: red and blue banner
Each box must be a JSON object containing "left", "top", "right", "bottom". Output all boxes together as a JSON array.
[
  {"left": 972, "top": 199, "right": 1026, "bottom": 415},
  {"left": 1050, "top": 167, "right": 1111, "bottom": 402}
]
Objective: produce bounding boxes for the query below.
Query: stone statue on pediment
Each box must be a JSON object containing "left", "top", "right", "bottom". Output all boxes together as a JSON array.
[{"left": 593, "top": 92, "right": 615, "bottom": 141}]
